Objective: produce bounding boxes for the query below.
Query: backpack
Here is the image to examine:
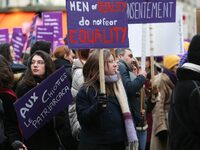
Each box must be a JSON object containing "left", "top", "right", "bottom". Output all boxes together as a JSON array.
[{"left": 0, "top": 88, "right": 17, "bottom": 145}]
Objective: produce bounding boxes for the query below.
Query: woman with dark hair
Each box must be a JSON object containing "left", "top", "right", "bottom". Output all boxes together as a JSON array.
[
  {"left": 0, "top": 55, "right": 27, "bottom": 150},
  {"left": 15, "top": 50, "right": 65, "bottom": 150},
  {"left": 76, "top": 49, "right": 138, "bottom": 150},
  {"left": 0, "top": 43, "right": 26, "bottom": 73},
  {"left": 0, "top": 43, "right": 14, "bottom": 62}
]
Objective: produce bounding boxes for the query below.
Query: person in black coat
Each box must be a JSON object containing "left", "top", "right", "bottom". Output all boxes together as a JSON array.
[
  {"left": 53, "top": 46, "right": 79, "bottom": 150},
  {"left": 15, "top": 51, "right": 66, "bottom": 150},
  {"left": 168, "top": 34, "right": 200, "bottom": 150},
  {"left": 76, "top": 49, "right": 133, "bottom": 150},
  {"left": 53, "top": 45, "right": 75, "bottom": 85},
  {"left": 0, "top": 55, "right": 27, "bottom": 150}
]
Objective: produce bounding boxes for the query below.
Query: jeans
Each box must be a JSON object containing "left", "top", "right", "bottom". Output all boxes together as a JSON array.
[{"left": 137, "top": 130, "right": 147, "bottom": 150}]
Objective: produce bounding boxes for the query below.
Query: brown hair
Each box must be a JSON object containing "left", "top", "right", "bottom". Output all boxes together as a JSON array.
[
  {"left": 76, "top": 49, "right": 90, "bottom": 60},
  {"left": 83, "top": 49, "right": 114, "bottom": 96},
  {"left": 53, "top": 46, "right": 71, "bottom": 59},
  {"left": 18, "top": 50, "right": 55, "bottom": 87},
  {"left": 0, "top": 55, "right": 14, "bottom": 89}
]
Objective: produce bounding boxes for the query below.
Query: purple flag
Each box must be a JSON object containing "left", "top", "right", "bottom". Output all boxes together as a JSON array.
[
  {"left": 14, "top": 67, "right": 72, "bottom": 139},
  {"left": 42, "top": 11, "right": 63, "bottom": 41},
  {"left": 0, "top": 28, "right": 9, "bottom": 44},
  {"left": 127, "top": 0, "right": 176, "bottom": 24},
  {"left": 11, "top": 28, "right": 27, "bottom": 61},
  {"left": 66, "top": 0, "right": 129, "bottom": 49}
]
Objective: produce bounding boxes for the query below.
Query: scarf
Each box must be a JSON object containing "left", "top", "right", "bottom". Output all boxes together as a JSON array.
[
  {"left": 105, "top": 73, "right": 120, "bottom": 83},
  {"left": 114, "top": 79, "right": 138, "bottom": 150},
  {"left": 182, "top": 62, "right": 200, "bottom": 73}
]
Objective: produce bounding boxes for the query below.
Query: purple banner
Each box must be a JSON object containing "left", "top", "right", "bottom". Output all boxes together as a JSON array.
[
  {"left": 0, "top": 28, "right": 9, "bottom": 44},
  {"left": 14, "top": 67, "right": 72, "bottom": 139},
  {"left": 127, "top": 0, "right": 176, "bottom": 24},
  {"left": 66, "top": 0, "right": 129, "bottom": 49},
  {"left": 11, "top": 28, "right": 27, "bottom": 61},
  {"left": 42, "top": 11, "right": 63, "bottom": 41},
  {"left": 36, "top": 26, "right": 54, "bottom": 50}
]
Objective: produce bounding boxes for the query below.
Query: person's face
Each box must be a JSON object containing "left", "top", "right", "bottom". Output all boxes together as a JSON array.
[
  {"left": 122, "top": 50, "right": 134, "bottom": 66},
  {"left": 105, "top": 55, "right": 116, "bottom": 75},
  {"left": 10, "top": 46, "right": 16, "bottom": 61},
  {"left": 31, "top": 55, "right": 45, "bottom": 77},
  {"left": 130, "top": 61, "right": 138, "bottom": 75}
]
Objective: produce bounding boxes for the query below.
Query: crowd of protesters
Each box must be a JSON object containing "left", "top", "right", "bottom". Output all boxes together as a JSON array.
[{"left": 0, "top": 34, "right": 200, "bottom": 150}]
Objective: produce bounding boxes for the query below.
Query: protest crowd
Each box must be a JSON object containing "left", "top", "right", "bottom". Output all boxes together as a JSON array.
[{"left": 0, "top": 1, "right": 200, "bottom": 150}]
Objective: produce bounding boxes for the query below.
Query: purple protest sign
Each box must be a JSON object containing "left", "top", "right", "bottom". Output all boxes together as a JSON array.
[
  {"left": 66, "top": 0, "right": 129, "bottom": 49},
  {"left": 36, "top": 26, "right": 54, "bottom": 50},
  {"left": 42, "top": 11, "right": 63, "bottom": 41},
  {"left": 127, "top": 0, "right": 176, "bottom": 24},
  {"left": 0, "top": 28, "right": 9, "bottom": 44},
  {"left": 14, "top": 67, "right": 72, "bottom": 139},
  {"left": 11, "top": 28, "right": 27, "bottom": 61}
]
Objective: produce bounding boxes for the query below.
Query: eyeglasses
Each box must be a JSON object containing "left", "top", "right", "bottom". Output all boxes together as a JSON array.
[
  {"left": 106, "top": 60, "right": 119, "bottom": 64},
  {"left": 31, "top": 60, "right": 45, "bottom": 65}
]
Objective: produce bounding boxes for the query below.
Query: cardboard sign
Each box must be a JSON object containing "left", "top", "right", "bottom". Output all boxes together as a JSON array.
[
  {"left": 14, "top": 67, "right": 72, "bottom": 139},
  {"left": 0, "top": 28, "right": 9, "bottom": 44},
  {"left": 66, "top": 0, "right": 129, "bottom": 48},
  {"left": 127, "top": 0, "right": 176, "bottom": 24},
  {"left": 128, "top": 5, "right": 184, "bottom": 57},
  {"left": 42, "top": 11, "right": 63, "bottom": 40}
]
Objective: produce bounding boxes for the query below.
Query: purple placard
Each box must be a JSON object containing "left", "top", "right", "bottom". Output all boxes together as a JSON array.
[
  {"left": 66, "top": 0, "right": 129, "bottom": 49},
  {"left": 42, "top": 11, "right": 63, "bottom": 41},
  {"left": 14, "top": 67, "right": 72, "bottom": 139},
  {"left": 0, "top": 28, "right": 9, "bottom": 44},
  {"left": 127, "top": 0, "right": 176, "bottom": 24},
  {"left": 36, "top": 26, "right": 54, "bottom": 50},
  {"left": 11, "top": 28, "right": 27, "bottom": 61}
]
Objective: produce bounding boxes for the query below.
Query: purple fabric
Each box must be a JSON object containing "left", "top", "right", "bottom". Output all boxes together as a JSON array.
[
  {"left": 123, "top": 112, "right": 133, "bottom": 120},
  {"left": 163, "top": 67, "right": 177, "bottom": 85},
  {"left": 124, "top": 117, "right": 138, "bottom": 142},
  {"left": 179, "top": 51, "right": 188, "bottom": 67}
]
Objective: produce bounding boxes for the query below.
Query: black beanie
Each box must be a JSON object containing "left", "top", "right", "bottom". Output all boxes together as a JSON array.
[{"left": 187, "top": 34, "right": 200, "bottom": 65}]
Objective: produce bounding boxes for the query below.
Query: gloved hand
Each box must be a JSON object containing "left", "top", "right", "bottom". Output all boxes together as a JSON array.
[
  {"left": 12, "top": 140, "right": 27, "bottom": 150},
  {"left": 156, "top": 130, "right": 168, "bottom": 141},
  {"left": 97, "top": 93, "right": 107, "bottom": 109}
]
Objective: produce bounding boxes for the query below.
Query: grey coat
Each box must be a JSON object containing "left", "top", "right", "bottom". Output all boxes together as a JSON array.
[{"left": 68, "top": 59, "right": 84, "bottom": 140}]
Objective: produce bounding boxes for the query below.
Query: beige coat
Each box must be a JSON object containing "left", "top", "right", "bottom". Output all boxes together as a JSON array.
[{"left": 150, "top": 73, "right": 174, "bottom": 150}]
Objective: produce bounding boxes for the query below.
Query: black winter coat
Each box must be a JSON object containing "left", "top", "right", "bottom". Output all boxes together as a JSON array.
[
  {"left": 54, "top": 58, "right": 72, "bottom": 86},
  {"left": 76, "top": 86, "right": 126, "bottom": 145},
  {"left": 168, "top": 67, "right": 200, "bottom": 150},
  {"left": 118, "top": 60, "right": 146, "bottom": 125},
  {"left": 0, "top": 90, "right": 22, "bottom": 150}
]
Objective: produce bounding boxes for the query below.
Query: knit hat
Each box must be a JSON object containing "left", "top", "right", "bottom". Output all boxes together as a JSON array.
[
  {"left": 163, "top": 55, "right": 180, "bottom": 70},
  {"left": 187, "top": 34, "right": 200, "bottom": 65}
]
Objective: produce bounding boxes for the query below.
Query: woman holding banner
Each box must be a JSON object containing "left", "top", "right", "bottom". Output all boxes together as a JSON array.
[
  {"left": 76, "top": 49, "right": 138, "bottom": 150},
  {"left": 15, "top": 50, "right": 66, "bottom": 150},
  {"left": 0, "top": 55, "right": 27, "bottom": 150}
]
